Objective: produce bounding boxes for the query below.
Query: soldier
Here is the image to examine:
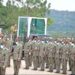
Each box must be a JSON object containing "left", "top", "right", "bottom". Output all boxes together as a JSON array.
[
  {"left": 47, "top": 41, "right": 54, "bottom": 72},
  {"left": 53, "top": 40, "right": 57, "bottom": 69},
  {"left": 28, "top": 39, "right": 34, "bottom": 67},
  {"left": 0, "top": 42, "right": 9, "bottom": 75},
  {"left": 32, "top": 37, "right": 40, "bottom": 70},
  {"left": 13, "top": 41, "right": 22, "bottom": 75},
  {"left": 39, "top": 41, "right": 46, "bottom": 71},
  {"left": 55, "top": 40, "right": 63, "bottom": 73},
  {"left": 62, "top": 40, "right": 69, "bottom": 74},
  {"left": 24, "top": 40, "right": 32, "bottom": 69},
  {"left": 44, "top": 40, "right": 49, "bottom": 69},
  {"left": 5, "top": 38, "right": 13, "bottom": 67},
  {"left": 69, "top": 39, "right": 74, "bottom": 71},
  {"left": 43, "top": 38, "right": 48, "bottom": 68},
  {"left": 36, "top": 37, "right": 41, "bottom": 68},
  {"left": 70, "top": 40, "right": 75, "bottom": 75}
]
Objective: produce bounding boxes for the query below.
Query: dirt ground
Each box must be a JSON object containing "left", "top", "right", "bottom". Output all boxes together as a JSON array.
[{"left": 6, "top": 59, "right": 71, "bottom": 75}]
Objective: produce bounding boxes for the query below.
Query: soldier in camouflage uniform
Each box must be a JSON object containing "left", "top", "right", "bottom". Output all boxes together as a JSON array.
[
  {"left": 47, "top": 41, "right": 54, "bottom": 72},
  {"left": 13, "top": 41, "right": 22, "bottom": 75},
  {"left": 39, "top": 41, "right": 46, "bottom": 71},
  {"left": 32, "top": 37, "right": 40, "bottom": 70},
  {"left": 69, "top": 40, "right": 73, "bottom": 71},
  {"left": 70, "top": 40, "right": 75, "bottom": 75},
  {"left": 5, "top": 38, "right": 13, "bottom": 67},
  {"left": 66, "top": 38, "right": 72, "bottom": 71},
  {"left": 0, "top": 42, "right": 9, "bottom": 75},
  {"left": 53, "top": 40, "right": 57, "bottom": 69},
  {"left": 62, "top": 40, "right": 69, "bottom": 74},
  {"left": 44, "top": 38, "right": 49, "bottom": 69},
  {"left": 55, "top": 40, "right": 63, "bottom": 73},
  {"left": 68, "top": 39, "right": 72, "bottom": 69},
  {"left": 24, "top": 40, "right": 32, "bottom": 69},
  {"left": 28, "top": 39, "right": 33, "bottom": 67},
  {"left": 36, "top": 38, "right": 41, "bottom": 68},
  {"left": 45, "top": 42, "right": 49, "bottom": 69}
]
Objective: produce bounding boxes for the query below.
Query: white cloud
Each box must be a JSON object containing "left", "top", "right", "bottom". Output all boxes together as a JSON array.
[{"left": 48, "top": 0, "right": 75, "bottom": 11}]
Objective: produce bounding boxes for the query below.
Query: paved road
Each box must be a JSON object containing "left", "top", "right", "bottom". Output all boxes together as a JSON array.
[{"left": 6, "top": 59, "right": 71, "bottom": 75}]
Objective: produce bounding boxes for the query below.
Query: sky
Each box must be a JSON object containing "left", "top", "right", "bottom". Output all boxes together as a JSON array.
[
  {"left": 3, "top": 0, "right": 75, "bottom": 11},
  {"left": 48, "top": 0, "right": 75, "bottom": 11}
]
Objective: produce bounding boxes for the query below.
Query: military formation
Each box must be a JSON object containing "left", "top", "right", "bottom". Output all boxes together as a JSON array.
[
  {"left": 0, "top": 35, "right": 75, "bottom": 75},
  {"left": 23, "top": 36, "right": 75, "bottom": 75}
]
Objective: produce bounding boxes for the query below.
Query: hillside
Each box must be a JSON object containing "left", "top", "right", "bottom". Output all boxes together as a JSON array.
[{"left": 47, "top": 10, "right": 75, "bottom": 37}]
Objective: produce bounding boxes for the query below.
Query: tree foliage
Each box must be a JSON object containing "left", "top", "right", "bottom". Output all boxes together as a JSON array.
[{"left": 0, "top": 0, "right": 51, "bottom": 31}]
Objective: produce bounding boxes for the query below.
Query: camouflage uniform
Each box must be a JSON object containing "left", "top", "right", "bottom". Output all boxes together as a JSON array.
[
  {"left": 32, "top": 40, "right": 40, "bottom": 70},
  {"left": 0, "top": 39, "right": 3, "bottom": 45},
  {"left": 62, "top": 43, "right": 69, "bottom": 74},
  {"left": 24, "top": 40, "right": 32, "bottom": 69},
  {"left": 52, "top": 41, "right": 57, "bottom": 69},
  {"left": 39, "top": 42, "right": 46, "bottom": 71},
  {"left": 70, "top": 43, "right": 75, "bottom": 75},
  {"left": 68, "top": 42, "right": 73, "bottom": 71},
  {"left": 55, "top": 42, "right": 63, "bottom": 73},
  {"left": 45, "top": 43, "right": 49, "bottom": 69},
  {"left": 36, "top": 40, "right": 41, "bottom": 68},
  {"left": 29, "top": 40, "right": 33, "bottom": 66},
  {"left": 0, "top": 46, "right": 9, "bottom": 75},
  {"left": 13, "top": 42, "right": 22, "bottom": 75},
  {"left": 47, "top": 42, "right": 54, "bottom": 72},
  {"left": 6, "top": 39, "right": 13, "bottom": 67}
]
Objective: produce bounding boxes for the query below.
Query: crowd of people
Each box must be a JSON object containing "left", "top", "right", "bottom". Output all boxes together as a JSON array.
[
  {"left": 23, "top": 36, "right": 75, "bottom": 75},
  {"left": 0, "top": 34, "right": 75, "bottom": 75}
]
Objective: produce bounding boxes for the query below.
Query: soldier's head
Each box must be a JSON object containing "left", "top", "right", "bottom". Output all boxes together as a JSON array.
[
  {"left": 48, "top": 37, "right": 53, "bottom": 42},
  {"left": 32, "top": 36, "right": 38, "bottom": 40},
  {"left": 56, "top": 38, "right": 62, "bottom": 43},
  {"left": 63, "top": 38, "right": 69, "bottom": 44},
  {"left": 71, "top": 38, "right": 75, "bottom": 44}
]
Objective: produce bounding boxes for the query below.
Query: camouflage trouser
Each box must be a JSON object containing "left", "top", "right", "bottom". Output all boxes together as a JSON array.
[
  {"left": 24, "top": 54, "right": 30, "bottom": 68},
  {"left": 29, "top": 54, "right": 32, "bottom": 67},
  {"left": 71, "top": 60, "right": 75, "bottom": 75},
  {"left": 45, "top": 56, "right": 49, "bottom": 68},
  {"left": 0, "top": 67, "right": 5, "bottom": 75},
  {"left": 62, "top": 59, "right": 67, "bottom": 74},
  {"left": 40, "top": 56, "right": 45, "bottom": 70},
  {"left": 33, "top": 56, "right": 39, "bottom": 69},
  {"left": 37, "top": 56, "right": 40, "bottom": 68},
  {"left": 13, "top": 60, "right": 21, "bottom": 75},
  {"left": 55, "top": 58, "right": 61, "bottom": 73},
  {"left": 53, "top": 57, "right": 56, "bottom": 69},
  {"left": 48, "top": 57, "right": 54, "bottom": 72}
]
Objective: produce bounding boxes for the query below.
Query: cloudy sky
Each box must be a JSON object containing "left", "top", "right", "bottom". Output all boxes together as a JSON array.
[{"left": 48, "top": 0, "right": 75, "bottom": 11}]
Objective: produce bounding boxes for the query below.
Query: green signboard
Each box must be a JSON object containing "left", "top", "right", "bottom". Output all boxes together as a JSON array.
[
  {"left": 30, "top": 19, "right": 45, "bottom": 34},
  {"left": 18, "top": 17, "right": 47, "bottom": 37},
  {"left": 19, "top": 17, "right": 28, "bottom": 37}
]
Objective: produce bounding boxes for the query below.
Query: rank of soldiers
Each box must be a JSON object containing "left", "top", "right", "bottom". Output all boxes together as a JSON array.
[{"left": 0, "top": 36, "right": 75, "bottom": 75}]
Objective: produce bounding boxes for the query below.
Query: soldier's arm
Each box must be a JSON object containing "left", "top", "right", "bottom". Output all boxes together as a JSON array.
[
  {"left": 4, "top": 51, "right": 9, "bottom": 68},
  {"left": 18, "top": 45, "right": 22, "bottom": 60}
]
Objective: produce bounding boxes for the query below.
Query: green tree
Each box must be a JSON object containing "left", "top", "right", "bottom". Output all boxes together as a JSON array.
[
  {"left": 0, "top": 0, "right": 51, "bottom": 32},
  {"left": 25, "top": 0, "right": 51, "bottom": 17},
  {"left": 15, "top": 0, "right": 51, "bottom": 17}
]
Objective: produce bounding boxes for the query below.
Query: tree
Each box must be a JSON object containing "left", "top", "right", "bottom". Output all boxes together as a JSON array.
[
  {"left": 0, "top": 0, "right": 51, "bottom": 32},
  {"left": 25, "top": 0, "right": 50, "bottom": 17},
  {"left": 0, "top": 0, "right": 3, "bottom": 5}
]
